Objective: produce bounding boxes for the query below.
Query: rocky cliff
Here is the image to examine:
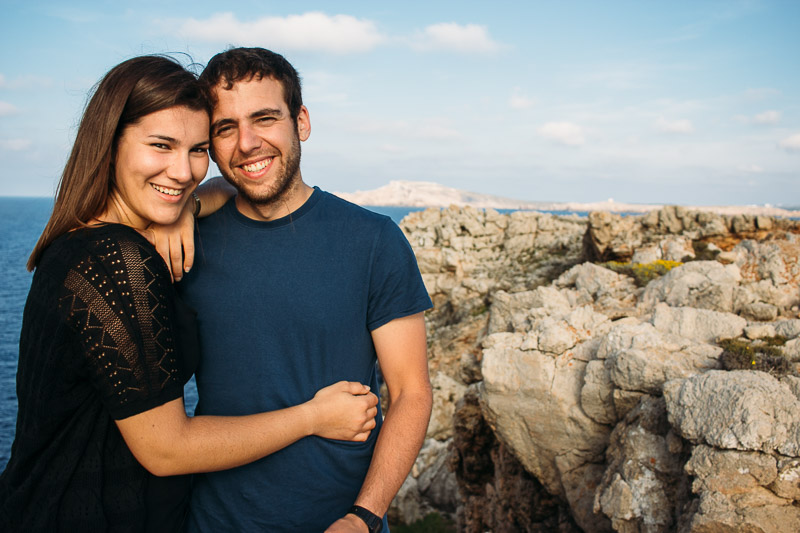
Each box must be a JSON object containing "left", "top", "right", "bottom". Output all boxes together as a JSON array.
[{"left": 388, "top": 205, "right": 800, "bottom": 533}]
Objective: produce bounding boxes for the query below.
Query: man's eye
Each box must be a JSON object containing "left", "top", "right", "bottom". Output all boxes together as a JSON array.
[
  {"left": 214, "top": 126, "right": 232, "bottom": 136},
  {"left": 257, "top": 117, "right": 276, "bottom": 124}
]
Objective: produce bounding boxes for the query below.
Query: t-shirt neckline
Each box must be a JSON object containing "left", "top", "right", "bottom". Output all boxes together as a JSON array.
[{"left": 226, "top": 186, "right": 322, "bottom": 229}]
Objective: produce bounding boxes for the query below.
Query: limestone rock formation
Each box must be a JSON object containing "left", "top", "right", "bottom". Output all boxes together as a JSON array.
[
  {"left": 593, "top": 396, "right": 690, "bottom": 533},
  {"left": 386, "top": 205, "right": 800, "bottom": 532}
]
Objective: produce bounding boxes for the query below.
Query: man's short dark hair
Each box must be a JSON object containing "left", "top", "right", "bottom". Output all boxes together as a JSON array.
[{"left": 200, "top": 47, "right": 303, "bottom": 119}]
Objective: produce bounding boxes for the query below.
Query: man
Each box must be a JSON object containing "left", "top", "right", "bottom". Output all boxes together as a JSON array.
[{"left": 180, "top": 47, "right": 433, "bottom": 532}]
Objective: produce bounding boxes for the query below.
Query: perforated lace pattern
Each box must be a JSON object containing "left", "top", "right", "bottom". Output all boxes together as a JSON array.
[{"left": 61, "top": 236, "right": 180, "bottom": 409}]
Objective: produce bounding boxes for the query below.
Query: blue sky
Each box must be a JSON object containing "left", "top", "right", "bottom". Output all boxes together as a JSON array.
[{"left": 0, "top": 0, "right": 798, "bottom": 206}]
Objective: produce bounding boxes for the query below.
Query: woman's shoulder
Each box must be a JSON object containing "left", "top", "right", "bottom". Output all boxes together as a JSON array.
[{"left": 39, "top": 224, "right": 166, "bottom": 281}]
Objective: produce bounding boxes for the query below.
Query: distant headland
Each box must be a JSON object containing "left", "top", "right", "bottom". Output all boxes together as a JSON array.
[{"left": 335, "top": 180, "right": 800, "bottom": 218}]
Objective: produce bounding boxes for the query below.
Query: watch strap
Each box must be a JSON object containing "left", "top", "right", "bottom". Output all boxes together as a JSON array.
[
  {"left": 348, "top": 505, "right": 382, "bottom": 533},
  {"left": 191, "top": 191, "right": 201, "bottom": 217}
]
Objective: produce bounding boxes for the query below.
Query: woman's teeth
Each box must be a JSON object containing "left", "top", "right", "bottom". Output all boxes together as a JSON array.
[{"left": 151, "top": 184, "right": 181, "bottom": 196}]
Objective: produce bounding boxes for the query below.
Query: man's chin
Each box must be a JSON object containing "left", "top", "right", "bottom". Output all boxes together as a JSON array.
[
  {"left": 235, "top": 184, "right": 287, "bottom": 207},
  {"left": 244, "top": 194, "right": 283, "bottom": 207}
]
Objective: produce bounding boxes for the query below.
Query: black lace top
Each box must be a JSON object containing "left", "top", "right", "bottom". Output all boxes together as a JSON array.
[{"left": 0, "top": 224, "right": 199, "bottom": 532}]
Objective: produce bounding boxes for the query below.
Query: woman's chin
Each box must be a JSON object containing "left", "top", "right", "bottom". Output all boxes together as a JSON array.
[{"left": 148, "top": 208, "right": 185, "bottom": 227}]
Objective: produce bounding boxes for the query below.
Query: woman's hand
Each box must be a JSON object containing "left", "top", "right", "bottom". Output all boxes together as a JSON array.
[
  {"left": 141, "top": 203, "right": 196, "bottom": 282},
  {"left": 140, "top": 177, "right": 237, "bottom": 281},
  {"left": 306, "top": 381, "right": 379, "bottom": 442}
]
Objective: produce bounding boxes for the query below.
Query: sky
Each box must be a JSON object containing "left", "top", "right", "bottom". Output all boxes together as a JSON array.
[{"left": 0, "top": 1, "right": 798, "bottom": 206}]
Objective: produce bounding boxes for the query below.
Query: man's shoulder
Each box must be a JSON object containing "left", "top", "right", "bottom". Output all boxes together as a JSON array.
[
  {"left": 196, "top": 197, "right": 237, "bottom": 227},
  {"left": 318, "top": 190, "right": 392, "bottom": 227}
]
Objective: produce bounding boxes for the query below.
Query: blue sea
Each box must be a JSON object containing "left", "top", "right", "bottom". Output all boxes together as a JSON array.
[{"left": 0, "top": 198, "right": 598, "bottom": 469}]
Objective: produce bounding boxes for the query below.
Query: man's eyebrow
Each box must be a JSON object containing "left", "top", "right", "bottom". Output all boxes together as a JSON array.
[
  {"left": 249, "top": 108, "right": 283, "bottom": 119},
  {"left": 211, "top": 118, "right": 236, "bottom": 132},
  {"left": 211, "top": 108, "right": 284, "bottom": 132}
]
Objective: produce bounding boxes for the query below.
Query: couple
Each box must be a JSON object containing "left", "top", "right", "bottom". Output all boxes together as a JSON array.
[{"left": 0, "top": 47, "right": 433, "bottom": 532}]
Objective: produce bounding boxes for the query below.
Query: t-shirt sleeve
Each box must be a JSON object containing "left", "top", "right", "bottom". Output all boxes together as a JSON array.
[
  {"left": 366, "top": 219, "right": 433, "bottom": 331},
  {"left": 60, "top": 235, "right": 184, "bottom": 420}
]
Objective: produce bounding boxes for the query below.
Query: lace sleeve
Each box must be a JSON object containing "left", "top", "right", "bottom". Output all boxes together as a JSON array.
[{"left": 59, "top": 231, "right": 184, "bottom": 420}]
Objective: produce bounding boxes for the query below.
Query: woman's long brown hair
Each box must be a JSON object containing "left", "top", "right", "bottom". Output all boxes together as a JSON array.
[{"left": 27, "top": 55, "right": 209, "bottom": 271}]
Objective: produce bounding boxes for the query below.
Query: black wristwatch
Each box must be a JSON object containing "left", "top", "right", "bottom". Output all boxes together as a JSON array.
[{"left": 348, "top": 505, "right": 382, "bottom": 533}]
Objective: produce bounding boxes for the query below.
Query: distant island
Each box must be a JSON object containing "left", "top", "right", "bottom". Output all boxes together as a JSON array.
[{"left": 335, "top": 180, "right": 800, "bottom": 218}]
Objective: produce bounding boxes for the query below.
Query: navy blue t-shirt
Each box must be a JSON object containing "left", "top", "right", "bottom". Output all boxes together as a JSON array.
[{"left": 179, "top": 188, "right": 432, "bottom": 532}]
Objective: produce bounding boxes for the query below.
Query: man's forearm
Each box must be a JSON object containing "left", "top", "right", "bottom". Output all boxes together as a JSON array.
[
  {"left": 195, "top": 176, "right": 236, "bottom": 216},
  {"left": 326, "top": 313, "right": 431, "bottom": 532},
  {"left": 353, "top": 387, "right": 432, "bottom": 516}
]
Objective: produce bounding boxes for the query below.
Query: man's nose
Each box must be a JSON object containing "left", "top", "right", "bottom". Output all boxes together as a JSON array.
[{"left": 238, "top": 124, "right": 262, "bottom": 154}]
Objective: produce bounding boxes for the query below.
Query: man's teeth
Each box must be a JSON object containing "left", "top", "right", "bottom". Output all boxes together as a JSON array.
[
  {"left": 151, "top": 184, "right": 181, "bottom": 196},
  {"left": 242, "top": 158, "right": 272, "bottom": 173}
]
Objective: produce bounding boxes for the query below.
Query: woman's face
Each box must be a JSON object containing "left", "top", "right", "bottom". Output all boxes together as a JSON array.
[{"left": 109, "top": 106, "right": 210, "bottom": 229}]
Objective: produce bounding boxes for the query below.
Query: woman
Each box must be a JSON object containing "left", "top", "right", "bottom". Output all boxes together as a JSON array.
[{"left": 0, "top": 55, "right": 377, "bottom": 532}]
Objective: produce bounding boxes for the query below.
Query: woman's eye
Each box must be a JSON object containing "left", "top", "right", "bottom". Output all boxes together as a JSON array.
[
  {"left": 191, "top": 147, "right": 208, "bottom": 154},
  {"left": 151, "top": 143, "right": 169, "bottom": 150}
]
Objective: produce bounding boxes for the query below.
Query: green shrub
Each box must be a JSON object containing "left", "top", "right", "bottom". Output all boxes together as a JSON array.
[
  {"left": 719, "top": 337, "right": 792, "bottom": 376},
  {"left": 470, "top": 303, "right": 488, "bottom": 317},
  {"left": 600, "top": 259, "right": 683, "bottom": 287},
  {"left": 761, "top": 335, "right": 788, "bottom": 347},
  {"left": 390, "top": 513, "right": 457, "bottom": 533},
  {"left": 691, "top": 241, "right": 721, "bottom": 261}
]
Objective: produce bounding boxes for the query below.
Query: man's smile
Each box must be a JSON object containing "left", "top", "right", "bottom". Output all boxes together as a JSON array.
[{"left": 241, "top": 157, "right": 274, "bottom": 174}]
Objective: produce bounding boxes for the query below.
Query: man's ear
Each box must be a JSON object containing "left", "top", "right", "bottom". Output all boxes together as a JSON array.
[{"left": 296, "top": 105, "right": 311, "bottom": 142}]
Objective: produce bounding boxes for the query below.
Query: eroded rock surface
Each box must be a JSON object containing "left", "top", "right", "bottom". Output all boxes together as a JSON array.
[{"left": 386, "top": 206, "right": 800, "bottom": 532}]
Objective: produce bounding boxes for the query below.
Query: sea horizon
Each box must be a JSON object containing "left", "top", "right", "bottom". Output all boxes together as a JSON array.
[{"left": 2, "top": 194, "right": 798, "bottom": 212}]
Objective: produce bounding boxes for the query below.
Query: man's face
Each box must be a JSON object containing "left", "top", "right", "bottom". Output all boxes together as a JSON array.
[{"left": 209, "top": 76, "right": 310, "bottom": 213}]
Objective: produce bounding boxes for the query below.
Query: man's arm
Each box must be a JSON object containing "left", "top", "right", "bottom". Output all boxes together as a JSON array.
[
  {"left": 326, "top": 312, "right": 433, "bottom": 532},
  {"left": 142, "top": 176, "right": 235, "bottom": 280},
  {"left": 192, "top": 176, "right": 237, "bottom": 217}
]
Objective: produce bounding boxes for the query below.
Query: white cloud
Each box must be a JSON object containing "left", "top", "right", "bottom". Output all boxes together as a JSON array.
[
  {"left": 738, "top": 164, "right": 763, "bottom": 174},
  {"left": 0, "top": 101, "right": 18, "bottom": 116},
  {"left": 174, "top": 12, "right": 384, "bottom": 53},
  {"left": 379, "top": 144, "right": 405, "bottom": 154},
  {"left": 655, "top": 117, "right": 694, "bottom": 134},
  {"left": 349, "top": 117, "right": 461, "bottom": 141},
  {"left": 753, "top": 110, "right": 780, "bottom": 124},
  {"left": 538, "top": 122, "right": 585, "bottom": 146},
  {"left": 0, "top": 138, "right": 32, "bottom": 151},
  {"left": 412, "top": 23, "right": 501, "bottom": 53},
  {"left": 509, "top": 87, "right": 534, "bottom": 110},
  {"left": 418, "top": 120, "right": 462, "bottom": 140},
  {"left": 779, "top": 134, "right": 800, "bottom": 153}
]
